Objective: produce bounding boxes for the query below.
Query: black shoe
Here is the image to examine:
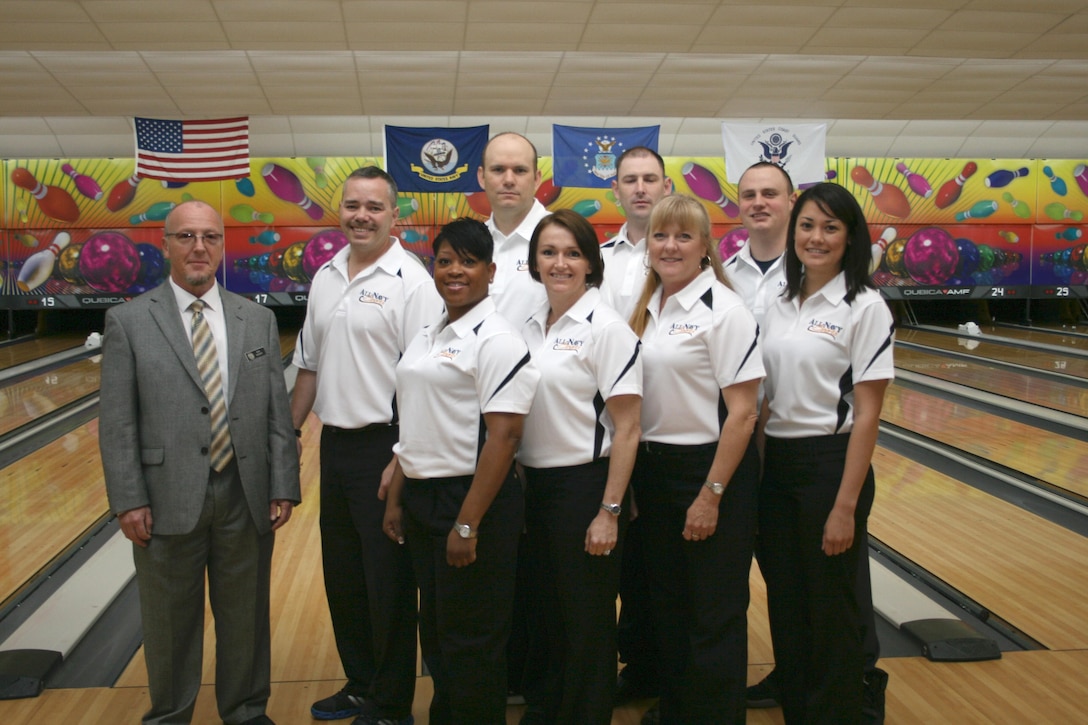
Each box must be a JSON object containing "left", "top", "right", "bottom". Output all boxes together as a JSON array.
[
  {"left": 238, "top": 716, "right": 274, "bottom": 725},
  {"left": 640, "top": 703, "right": 660, "bottom": 725},
  {"left": 746, "top": 672, "right": 780, "bottom": 708},
  {"left": 350, "top": 716, "right": 414, "bottom": 725},
  {"left": 311, "top": 688, "right": 366, "bottom": 720},
  {"left": 615, "top": 670, "right": 660, "bottom": 703},
  {"left": 862, "top": 667, "right": 888, "bottom": 725}
]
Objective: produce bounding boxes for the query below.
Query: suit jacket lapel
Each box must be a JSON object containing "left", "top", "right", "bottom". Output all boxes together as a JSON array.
[{"left": 147, "top": 283, "right": 206, "bottom": 392}]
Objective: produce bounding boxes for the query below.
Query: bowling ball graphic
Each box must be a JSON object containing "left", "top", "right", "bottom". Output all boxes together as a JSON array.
[
  {"left": 955, "top": 239, "right": 980, "bottom": 277},
  {"left": 718, "top": 228, "right": 749, "bottom": 262},
  {"left": 58, "top": 243, "right": 85, "bottom": 285},
  {"left": 135, "top": 243, "right": 166, "bottom": 290},
  {"left": 302, "top": 229, "right": 348, "bottom": 279},
  {"left": 883, "top": 238, "right": 908, "bottom": 277},
  {"left": 977, "top": 244, "right": 995, "bottom": 272},
  {"left": 282, "top": 241, "right": 307, "bottom": 283},
  {"left": 79, "top": 231, "right": 141, "bottom": 292},
  {"left": 903, "top": 227, "right": 958, "bottom": 285},
  {"left": 267, "top": 249, "right": 285, "bottom": 274}
]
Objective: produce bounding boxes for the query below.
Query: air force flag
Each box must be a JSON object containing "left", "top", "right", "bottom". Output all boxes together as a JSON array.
[
  {"left": 553, "top": 124, "right": 660, "bottom": 189},
  {"left": 384, "top": 125, "right": 489, "bottom": 192}
]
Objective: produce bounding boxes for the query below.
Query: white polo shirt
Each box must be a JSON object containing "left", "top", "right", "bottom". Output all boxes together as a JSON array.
[
  {"left": 519, "top": 287, "right": 642, "bottom": 468},
  {"left": 486, "top": 199, "right": 550, "bottom": 328},
  {"left": 762, "top": 273, "right": 895, "bottom": 439},
  {"left": 723, "top": 242, "right": 787, "bottom": 329},
  {"left": 600, "top": 222, "right": 649, "bottom": 321},
  {"left": 292, "top": 239, "right": 442, "bottom": 429},
  {"left": 640, "top": 268, "right": 765, "bottom": 446},
  {"left": 394, "top": 296, "right": 540, "bottom": 479}
]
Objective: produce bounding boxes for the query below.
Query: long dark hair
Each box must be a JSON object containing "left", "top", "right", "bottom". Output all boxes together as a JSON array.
[{"left": 784, "top": 183, "right": 875, "bottom": 303}]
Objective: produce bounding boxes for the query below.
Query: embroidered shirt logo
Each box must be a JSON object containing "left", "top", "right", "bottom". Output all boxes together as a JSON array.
[
  {"left": 668, "top": 323, "right": 699, "bottom": 336},
  {"left": 552, "top": 337, "right": 584, "bottom": 352},
  {"left": 517, "top": 258, "right": 529, "bottom": 272},
  {"left": 435, "top": 347, "right": 461, "bottom": 360},
  {"left": 807, "top": 318, "right": 843, "bottom": 339},
  {"left": 358, "top": 289, "right": 389, "bottom": 307}
]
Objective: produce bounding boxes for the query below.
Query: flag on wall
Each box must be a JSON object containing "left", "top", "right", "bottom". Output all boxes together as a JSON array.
[
  {"left": 384, "top": 125, "right": 488, "bottom": 192},
  {"left": 721, "top": 122, "right": 827, "bottom": 185},
  {"left": 135, "top": 117, "right": 250, "bottom": 182},
  {"left": 552, "top": 124, "right": 660, "bottom": 188}
]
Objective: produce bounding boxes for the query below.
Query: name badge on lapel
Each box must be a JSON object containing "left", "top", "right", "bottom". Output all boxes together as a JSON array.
[{"left": 246, "top": 348, "right": 267, "bottom": 360}]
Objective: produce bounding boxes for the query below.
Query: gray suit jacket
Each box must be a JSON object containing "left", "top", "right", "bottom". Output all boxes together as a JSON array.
[{"left": 100, "top": 282, "right": 300, "bottom": 535}]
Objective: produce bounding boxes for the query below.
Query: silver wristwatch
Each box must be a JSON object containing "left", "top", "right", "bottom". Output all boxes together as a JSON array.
[
  {"left": 453, "top": 522, "right": 477, "bottom": 539},
  {"left": 600, "top": 502, "right": 622, "bottom": 516},
  {"left": 704, "top": 480, "right": 725, "bottom": 495}
]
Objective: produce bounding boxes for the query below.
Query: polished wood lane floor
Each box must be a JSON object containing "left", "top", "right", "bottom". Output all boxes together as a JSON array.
[
  {"left": 0, "top": 357, "right": 101, "bottom": 437},
  {"left": 0, "top": 333, "right": 84, "bottom": 371},
  {"left": 898, "top": 328, "right": 1088, "bottom": 380}
]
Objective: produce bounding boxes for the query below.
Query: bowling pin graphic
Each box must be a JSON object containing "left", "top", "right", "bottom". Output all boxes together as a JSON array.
[
  {"left": 871, "top": 227, "right": 896, "bottom": 275},
  {"left": 11, "top": 168, "right": 80, "bottom": 223},
  {"left": 1073, "top": 164, "right": 1088, "bottom": 198},
  {"left": 1043, "top": 165, "right": 1067, "bottom": 196},
  {"left": 130, "top": 201, "right": 176, "bottom": 225},
  {"left": 107, "top": 174, "right": 142, "bottom": 212},
  {"left": 18, "top": 231, "right": 70, "bottom": 291},
  {"left": 397, "top": 197, "right": 419, "bottom": 219},
  {"left": 998, "top": 231, "right": 1020, "bottom": 244},
  {"left": 984, "top": 166, "right": 1029, "bottom": 189},
  {"left": 306, "top": 157, "right": 329, "bottom": 189},
  {"left": 1001, "top": 192, "right": 1031, "bottom": 219},
  {"left": 261, "top": 163, "right": 324, "bottom": 220},
  {"left": 895, "top": 162, "right": 932, "bottom": 199},
  {"left": 61, "top": 163, "right": 103, "bottom": 201},
  {"left": 1044, "top": 202, "right": 1085, "bottom": 222},
  {"left": 573, "top": 199, "right": 601, "bottom": 218},
  {"left": 1056, "top": 228, "right": 1083, "bottom": 241},
  {"left": 935, "top": 161, "right": 977, "bottom": 209},
  {"left": 954, "top": 200, "right": 998, "bottom": 222},
  {"left": 682, "top": 162, "right": 740, "bottom": 218},
  {"left": 850, "top": 166, "right": 911, "bottom": 218},
  {"left": 230, "top": 204, "right": 276, "bottom": 225}
]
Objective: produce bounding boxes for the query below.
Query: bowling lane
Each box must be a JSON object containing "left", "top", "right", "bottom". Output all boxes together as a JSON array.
[
  {"left": 895, "top": 346, "right": 1088, "bottom": 417},
  {"left": 0, "top": 333, "right": 85, "bottom": 371},
  {"left": 0, "top": 356, "right": 101, "bottom": 437},
  {"left": 968, "top": 323, "right": 1088, "bottom": 351},
  {"left": 870, "top": 445, "right": 1088, "bottom": 651},
  {"left": 897, "top": 327, "right": 1088, "bottom": 380},
  {"left": 0, "top": 418, "right": 108, "bottom": 605},
  {"left": 883, "top": 383, "right": 1088, "bottom": 499}
]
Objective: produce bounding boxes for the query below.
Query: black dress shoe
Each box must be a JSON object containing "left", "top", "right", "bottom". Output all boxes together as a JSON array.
[
  {"left": 746, "top": 671, "right": 781, "bottom": 708},
  {"left": 238, "top": 715, "right": 274, "bottom": 725}
]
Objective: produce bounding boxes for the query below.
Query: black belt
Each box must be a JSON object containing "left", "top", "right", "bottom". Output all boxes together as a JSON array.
[{"left": 323, "top": 422, "right": 397, "bottom": 434}]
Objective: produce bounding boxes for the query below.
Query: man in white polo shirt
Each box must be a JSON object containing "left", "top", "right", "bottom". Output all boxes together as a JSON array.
[
  {"left": 479, "top": 131, "right": 551, "bottom": 328},
  {"left": 601, "top": 146, "right": 673, "bottom": 320},
  {"left": 291, "top": 166, "right": 441, "bottom": 725}
]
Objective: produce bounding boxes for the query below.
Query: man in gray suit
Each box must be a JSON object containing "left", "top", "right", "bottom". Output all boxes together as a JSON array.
[{"left": 100, "top": 199, "right": 301, "bottom": 725}]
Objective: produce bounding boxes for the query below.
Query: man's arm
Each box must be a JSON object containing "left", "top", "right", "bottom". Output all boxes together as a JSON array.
[{"left": 265, "top": 311, "right": 301, "bottom": 509}]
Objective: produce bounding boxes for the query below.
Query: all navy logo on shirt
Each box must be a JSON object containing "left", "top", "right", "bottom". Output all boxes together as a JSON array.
[
  {"left": 807, "top": 318, "right": 844, "bottom": 339},
  {"left": 435, "top": 347, "right": 461, "bottom": 360},
  {"left": 358, "top": 288, "right": 389, "bottom": 307},
  {"left": 668, "top": 322, "right": 699, "bottom": 336},
  {"left": 552, "top": 337, "right": 584, "bottom": 352},
  {"left": 516, "top": 258, "right": 529, "bottom": 271}
]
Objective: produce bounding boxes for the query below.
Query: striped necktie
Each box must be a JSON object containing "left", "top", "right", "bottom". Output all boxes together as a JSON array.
[{"left": 190, "top": 300, "right": 233, "bottom": 472}]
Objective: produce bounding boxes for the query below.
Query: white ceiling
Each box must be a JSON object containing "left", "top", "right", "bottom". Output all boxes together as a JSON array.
[{"left": 2, "top": 0, "right": 1088, "bottom": 160}]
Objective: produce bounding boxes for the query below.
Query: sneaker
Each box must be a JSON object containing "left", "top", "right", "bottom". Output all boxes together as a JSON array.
[
  {"left": 350, "top": 716, "right": 414, "bottom": 725},
  {"left": 311, "top": 688, "right": 366, "bottom": 720},
  {"left": 746, "top": 672, "right": 780, "bottom": 708},
  {"left": 862, "top": 667, "right": 888, "bottom": 725}
]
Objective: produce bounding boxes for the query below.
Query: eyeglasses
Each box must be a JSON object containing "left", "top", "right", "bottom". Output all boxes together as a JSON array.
[{"left": 166, "top": 231, "right": 224, "bottom": 246}]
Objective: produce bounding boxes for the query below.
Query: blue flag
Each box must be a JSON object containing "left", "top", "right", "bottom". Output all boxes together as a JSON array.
[
  {"left": 383, "top": 125, "right": 488, "bottom": 193},
  {"left": 552, "top": 124, "right": 661, "bottom": 188}
]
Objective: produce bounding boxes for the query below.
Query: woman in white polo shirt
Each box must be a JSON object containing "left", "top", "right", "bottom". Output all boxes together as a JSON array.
[
  {"left": 518, "top": 209, "right": 642, "bottom": 725},
  {"left": 628, "top": 194, "right": 764, "bottom": 724},
  {"left": 383, "top": 218, "right": 540, "bottom": 725},
  {"left": 758, "top": 183, "right": 894, "bottom": 724}
]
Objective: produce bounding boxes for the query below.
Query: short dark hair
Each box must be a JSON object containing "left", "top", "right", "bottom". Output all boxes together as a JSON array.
[
  {"left": 616, "top": 146, "right": 665, "bottom": 176},
  {"left": 740, "top": 161, "right": 794, "bottom": 194},
  {"left": 784, "top": 183, "right": 874, "bottom": 303},
  {"left": 345, "top": 165, "right": 398, "bottom": 205},
  {"left": 432, "top": 218, "right": 494, "bottom": 263},
  {"left": 482, "top": 132, "right": 539, "bottom": 172},
  {"left": 527, "top": 209, "right": 605, "bottom": 287}
]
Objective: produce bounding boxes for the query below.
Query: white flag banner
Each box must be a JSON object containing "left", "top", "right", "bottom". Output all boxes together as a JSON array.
[{"left": 721, "top": 122, "right": 827, "bottom": 185}]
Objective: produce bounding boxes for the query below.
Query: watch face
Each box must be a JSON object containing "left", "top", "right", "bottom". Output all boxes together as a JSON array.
[
  {"left": 602, "top": 503, "right": 622, "bottom": 515},
  {"left": 707, "top": 481, "right": 724, "bottom": 495}
]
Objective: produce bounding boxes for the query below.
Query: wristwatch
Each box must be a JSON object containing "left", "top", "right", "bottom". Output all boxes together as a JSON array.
[
  {"left": 453, "top": 522, "right": 477, "bottom": 539},
  {"left": 600, "top": 502, "right": 622, "bottom": 516},
  {"left": 704, "top": 480, "right": 725, "bottom": 495}
]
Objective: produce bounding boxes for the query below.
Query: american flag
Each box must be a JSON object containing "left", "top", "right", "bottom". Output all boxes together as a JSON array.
[{"left": 134, "top": 117, "right": 250, "bottom": 182}]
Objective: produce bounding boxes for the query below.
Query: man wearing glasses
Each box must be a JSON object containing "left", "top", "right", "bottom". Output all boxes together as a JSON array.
[{"left": 100, "top": 199, "right": 300, "bottom": 725}]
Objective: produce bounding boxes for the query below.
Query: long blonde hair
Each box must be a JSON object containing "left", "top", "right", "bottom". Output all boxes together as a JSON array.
[{"left": 628, "top": 195, "right": 731, "bottom": 336}]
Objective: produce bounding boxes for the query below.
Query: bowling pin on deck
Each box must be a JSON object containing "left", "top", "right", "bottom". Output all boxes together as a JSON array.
[
  {"left": 895, "top": 162, "right": 932, "bottom": 199},
  {"left": 1043, "top": 165, "right": 1067, "bottom": 196},
  {"left": 11, "top": 168, "right": 80, "bottom": 223},
  {"left": 935, "top": 161, "right": 977, "bottom": 209},
  {"left": 1001, "top": 192, "right": 1031, "bottom": 219},
  {"left": 682, "top": 162, "right": 740, "bottom": 218},
  {"left": 17, "top": 231, "right": 70, "bottom": 291},
  {"left": 261, "top": 163, "right": 324, "bottom": 221},
  {"left": 107, "top": 174, "right": 141, "bottom": 212},
  {"left": 850, "top": 166, "right": 911, "bottom": 218},
  {"left": 984, "top": 166, "right": 1029, "bottom": 189},
  {"left": 61, "top": 163, "right": 103, "bottom": 201}
]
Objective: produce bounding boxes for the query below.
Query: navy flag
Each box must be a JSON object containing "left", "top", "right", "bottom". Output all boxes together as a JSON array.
[
  {"left": 552, "top": 124, "right": 660, "bottom": 189},
  {"left": 383, "top": 125, "right": 488, "bottom": 193}
]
